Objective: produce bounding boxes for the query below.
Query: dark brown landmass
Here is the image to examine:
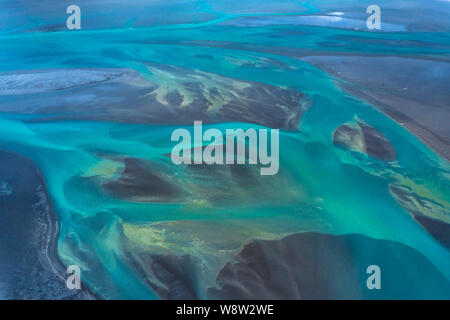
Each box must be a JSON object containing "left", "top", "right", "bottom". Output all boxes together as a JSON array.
[
  {"left": 207, "top": 233, "right": 450, "bottom": 300},
  {"left": 415, "top": 216, "right": 450, "bottom": 250},
  {"left": 124, "top": 251, "right": 200, "bottom": 300},
  {"left": 121, "top": 231, "right": 450, "bottom": 300},
  {"left": 103, "top": 158, "right": 184, "bottom": 203},
  {"left": 333, "top": 117, "right": 397, "bottom": 161},
  {"left": 101, "top": 155, "right": 294, "bottom": 206}
]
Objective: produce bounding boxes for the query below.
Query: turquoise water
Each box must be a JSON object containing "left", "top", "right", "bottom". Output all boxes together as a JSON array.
[{"left": 0, "top": 9, "right": 449, "bottom": 298}]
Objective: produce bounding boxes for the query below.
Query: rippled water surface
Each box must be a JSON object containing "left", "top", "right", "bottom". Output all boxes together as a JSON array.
[{"left": 0, "top": 1, "right": 449, "bottom": 299}]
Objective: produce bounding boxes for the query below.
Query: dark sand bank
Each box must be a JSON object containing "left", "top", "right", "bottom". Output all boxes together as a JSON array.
[
  {"left": 208, "top": 233, "right": 450, "bottom": 300},
  {"left": 333, "top": 117, "right": 397, "bottom": 161},
  {"left": 302, "top": 56, "right": 450, "bottom": 161},
  {"left": 0, "top": 151, "right": 93, "bottom": 299},
  {"left": 101, "top": 155, "right": 295, "bottom": 207},
  {"left": 121, "top": 230, "right": 450, "bottom": 300},
  {"left": 415, "top": 216, "right": 450, "bottom": 250},
  {"left": 0, "top": 66, "right": 310, "bottom": 131},
  {"left": 104, "top": 158, "right": 185, "bottom": 203},
  {"left": 389, "top": 183, "right": 450, "bottom": 250},
  {"left": 124, "top": 251, "right": 200, "bottom": 300}
]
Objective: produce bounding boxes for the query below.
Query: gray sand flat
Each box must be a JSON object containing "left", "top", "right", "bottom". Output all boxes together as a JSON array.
[
  {"left": 302, "top": 55, "right": 450, "bottom": 160},
  {"left": 0, "top": 66, "right": 309, "bottom": 131},
  {"left": 0, "top": 151, "right": 93, "bottom": 299}
]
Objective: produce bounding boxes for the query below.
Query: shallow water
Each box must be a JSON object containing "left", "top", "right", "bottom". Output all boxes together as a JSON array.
[{"left": 0, "top": 1, "right": 449, "bottom": 299}]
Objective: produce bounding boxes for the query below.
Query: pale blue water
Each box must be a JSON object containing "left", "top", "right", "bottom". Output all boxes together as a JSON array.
[{"left": 0, "top": 1, "right": 449, "bottom": 299}]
